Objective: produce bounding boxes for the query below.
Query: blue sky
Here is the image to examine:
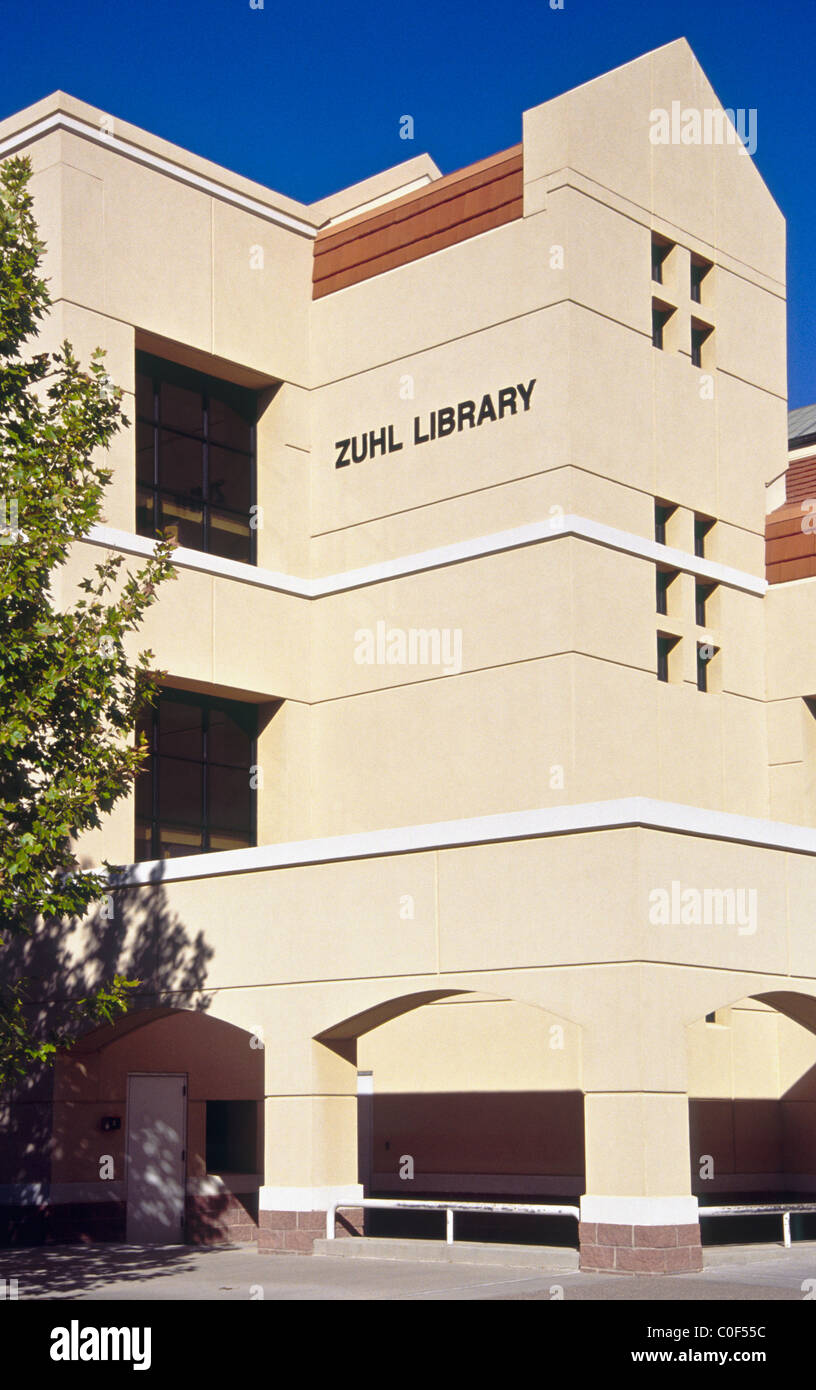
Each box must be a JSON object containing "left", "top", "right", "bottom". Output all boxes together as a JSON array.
[{"left": 2, "top": 0, "right": 814, "bottom": 406}]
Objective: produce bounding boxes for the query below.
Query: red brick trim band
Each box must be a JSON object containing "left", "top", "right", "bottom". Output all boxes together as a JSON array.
[
  {"left": 185, "top": 1193, "right": 258, "bottom": 1245},
  {"left": 579, "top": 1221, "right": 703, "bottom": 1274},
  {"left": 312, "top": 147, "right": 523, "bottom": 298},
  {"left": 258, "top": 1207, "right": 364, "bottom": 1254}
]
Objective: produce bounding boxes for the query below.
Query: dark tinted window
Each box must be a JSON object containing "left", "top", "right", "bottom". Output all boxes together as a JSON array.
[
  {"left": 135, "top": 689, "right": 257, "bottom": 860},
  {"left": 136, "top": 353, "right": 256, "bottom": 564}
]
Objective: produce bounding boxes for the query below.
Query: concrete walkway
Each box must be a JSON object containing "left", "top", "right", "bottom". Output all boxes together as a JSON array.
[{"left": 3, "top": 1239, "right": 816, "bottom": 1300}]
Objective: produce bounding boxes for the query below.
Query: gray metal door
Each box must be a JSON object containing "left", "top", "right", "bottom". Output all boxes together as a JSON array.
[{"left": 125, "top": 1073, "right": 187, "bottom": 1243}]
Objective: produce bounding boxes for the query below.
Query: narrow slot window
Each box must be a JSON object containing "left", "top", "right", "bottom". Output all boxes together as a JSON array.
[
  {"left": 655, "top": 501, "right": 676, "bottom": 545},
  {"left": 695, "top": 582, "right": 714, "bottom": 627},
  {"left": 657, "top": 633, "right": 679, "bottom": 683},
  {"left": 694, "top": 514, "right": 715, "bottom": 558},
  {"left": 691, "top": 319, "right": 713, "bottom": 369},
  {"left": 652, "top": 303, "right": 673, "bottom": 350},
  {"left": 656, "top": 568, "right": 678, "bottom": 616},
  {"left": 697, "top": 642, "right": 715, "bottom": 693},
  {"left": 690, "top": 256, "right": 712, "bottom": 304},
  {"left": 651, "top": 236, "right": 672, "bottom": 285}
]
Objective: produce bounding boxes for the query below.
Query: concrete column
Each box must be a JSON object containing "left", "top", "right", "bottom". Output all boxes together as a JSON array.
[
  {"left": 257, "top": 1038, "right": 364, "bottom": 1253},
  {"left": 580, "top": 1091, "right": 701, "bottom": 1273}
]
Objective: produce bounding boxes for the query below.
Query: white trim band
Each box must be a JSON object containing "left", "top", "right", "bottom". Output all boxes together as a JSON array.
[
  {"left": 0, "top": 113, "right": 317, "bottom": 239},
  {"left": 580, "top": 1195, "right": 700, "bottom": 1225},
  {"left": 84, "top": 514, "right": 766, "bottom": 599},
  {"left": 259, "top": 1184, "right": 364, "bottom": 1212},
  {"left": 111, "top": 795, "right": 816, "bottom": 887}
]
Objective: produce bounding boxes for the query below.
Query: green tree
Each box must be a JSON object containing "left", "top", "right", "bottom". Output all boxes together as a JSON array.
[{"left": 0, "top": 154, "right": 176, "bottom": 1083}]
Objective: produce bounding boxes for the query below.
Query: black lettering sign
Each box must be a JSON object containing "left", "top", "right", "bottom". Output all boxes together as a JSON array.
[{"left": 337, "top": 378, "right": 536, "bottom": 468}]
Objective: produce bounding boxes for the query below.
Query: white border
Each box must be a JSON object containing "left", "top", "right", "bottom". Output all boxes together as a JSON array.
[
  {"left": 326, "top": 176, "right": 434, "bottom": 227},
  {"left": 580, "top": 1195, "right": 700, "bottom": 1225},
  {"left": 0, "top": 113, "right": 317, "bottom": 239},
  {"left": 112, "top": 795, "right": 816, "bottom": 887},
  {"left": 85, "top": 515, "right": 767, "bottom": 600},
  {"left": 259, "top": 1184, "right": 364, "bottom": 1212}
]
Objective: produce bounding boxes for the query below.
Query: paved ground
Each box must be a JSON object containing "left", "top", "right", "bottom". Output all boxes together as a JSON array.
[{"left": 4, "top": 1239, "right": 816, "bottom": 1300}]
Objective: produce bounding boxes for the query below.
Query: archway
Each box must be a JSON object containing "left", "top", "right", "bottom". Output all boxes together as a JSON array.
[
  {"left": 317, "top": 987, "right": 584, "bottom": 1249},
  {"left": 49, "top": 1007, "right": 264, "bottom": 1245},
  {"left": 688, "top": 990, "right": 816, "bottom": 1246}
]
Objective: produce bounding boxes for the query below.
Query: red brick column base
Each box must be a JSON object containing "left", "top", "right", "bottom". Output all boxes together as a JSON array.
[
  {"left": 185, "top": 1193, "right": 258, "bottom": 1245},
  {"left": 258, "top": 1206, "right": 364, "bottom": 1254},
  {"left": 579, "top": 1222, "right": 703, "bottom": 1274}
]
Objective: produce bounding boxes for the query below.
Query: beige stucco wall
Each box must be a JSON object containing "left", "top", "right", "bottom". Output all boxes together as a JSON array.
[{"left": 5, "top": 39, "right": 814, "bottom": 1218}]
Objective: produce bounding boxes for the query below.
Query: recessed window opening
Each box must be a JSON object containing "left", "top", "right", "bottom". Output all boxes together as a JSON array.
[
  {"left": 136, "top": 352, "right": 258, "bottom": 564},
  {"left": 651, "top": 236, "right": 672, "bottom": 285},
  {"left": 135, "top": 688, "right": 258, "bottom": 861},
  {"left": 697, "top": 642, "right": 716, "bottom": 693},
  {"left": 657, "top": 632, "right": 679, "bottom": 683},
  {"left": 695, "top": 582, "right": 715, "bottom": 626},
  {"left": 206, "top": 1101, "right": 258, "bottom": 1173},
  {"left": 656, "top": 567, "right": 679, "bottom": 616},
  {"left": 655, "top": 501, "right": 676, "bottom": 545},
  {"left": 690, "top": 255, "right": 712, "bottom": 304},
  {"left": 652, "top": 301, "right": 674, "bottom": 350},
  {"left": 691, "top": 319, "right": 713, "bottom": 369},
  {"left": 694, "top": 513, "right": 715, "bottom": 558}
]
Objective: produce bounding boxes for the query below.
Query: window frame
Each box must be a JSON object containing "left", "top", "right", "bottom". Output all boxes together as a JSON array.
[
  {"left": 135, "top": 687, "right": 258, "bottom": 861},
  {"left": 135, "top": 351, "right": 258, "bottom": 566}
]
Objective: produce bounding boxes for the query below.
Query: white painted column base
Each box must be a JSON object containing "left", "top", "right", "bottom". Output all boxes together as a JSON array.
[
  {"left": 259, "top": 1184, "right": 364, "bottom": 1212},
  {"left": 580, "top": 1195, "right": 700, "bottom": 1226}
]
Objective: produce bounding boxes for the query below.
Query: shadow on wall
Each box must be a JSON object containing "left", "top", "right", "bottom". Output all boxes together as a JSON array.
[
  {"left": 689, "top": 993, "right": 816, "bottom": 1246},
  {"left": 690, "top": 1084, "right": 816, "bottom": 1244},
  {"left": 0, "top": 868, "right": 220, "bottom": 1246},
  {"left": 367, "top": 1088, "right": 585, "bottom": 1248}
]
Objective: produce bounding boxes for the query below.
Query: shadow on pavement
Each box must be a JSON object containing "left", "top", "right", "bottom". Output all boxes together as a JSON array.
[{"left": 0, "top": 1241, "right": 250, "bottom": 1300}]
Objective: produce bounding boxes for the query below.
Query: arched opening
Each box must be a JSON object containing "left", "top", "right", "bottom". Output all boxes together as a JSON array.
[
  {"left": 318, "top": 988, "right": 584, "bottom": 1249},
  {"left": 688, "top": 990, "right": 816, "bottom": 1246},
  {"left": 48, "top": 1007, "right": 264, "bottom": 1246}
]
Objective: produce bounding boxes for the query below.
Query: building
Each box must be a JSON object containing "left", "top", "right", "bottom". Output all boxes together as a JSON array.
[{"left": 1, "top": 37, "right": 813, "bottom": 1276}]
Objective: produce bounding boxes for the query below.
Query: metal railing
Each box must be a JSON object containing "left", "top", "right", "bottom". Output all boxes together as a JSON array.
[
  {"left": 326, "top": 1196, "right": 580, "bottom": 1244},
  {"left": 700, "top": 1202, "right": 816, "bottom": 1249},
  {"left": 327, "top": 1198, "right": 816, "bottom": 1251}
]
